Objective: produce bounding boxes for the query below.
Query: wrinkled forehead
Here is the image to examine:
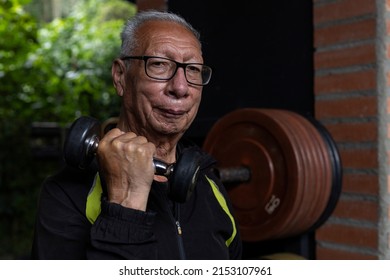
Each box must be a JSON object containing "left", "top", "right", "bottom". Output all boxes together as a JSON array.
[{"left": 134, "top": 20, "right": 202, "bottom": 57}]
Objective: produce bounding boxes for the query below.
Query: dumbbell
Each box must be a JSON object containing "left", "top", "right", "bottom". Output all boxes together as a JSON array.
[{"left": 63, "top": 116, "right": 203, "bottom": 203}]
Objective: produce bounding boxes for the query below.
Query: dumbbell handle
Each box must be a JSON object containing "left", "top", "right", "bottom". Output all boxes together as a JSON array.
[
  {"left": 155, "top": 160, "right": 175, "bottom": 177},
  {"left": 85, "top": 135, "right": 175, "bottom": 177}
]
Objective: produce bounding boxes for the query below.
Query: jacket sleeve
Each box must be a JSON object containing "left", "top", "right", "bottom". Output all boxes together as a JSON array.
[
  {"left": 31, "top": 175, "right": 92, "bottom": 259},
  {"left": 88, "top": 198, "right": 158, "bottom": 259},
  {"left": 31, "top": 168, "right": 159, "bottom": 260}
]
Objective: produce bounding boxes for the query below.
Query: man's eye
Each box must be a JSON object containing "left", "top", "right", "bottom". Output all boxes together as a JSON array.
[
  {"left": 187, "top": 65, "right": 201, "bottom": 73},
  {"left": 150, "top": 61, "right": 168, "bottom": 67}
]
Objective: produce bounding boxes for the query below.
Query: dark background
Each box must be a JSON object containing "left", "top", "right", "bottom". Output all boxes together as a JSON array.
[{"left": 168, "top": 1, "right": 314, "bottom": 143}]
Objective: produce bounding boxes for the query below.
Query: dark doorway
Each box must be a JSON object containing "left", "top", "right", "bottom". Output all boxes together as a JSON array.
[{"left": 169, "top": 1, "right": 314, "bottom": 142}]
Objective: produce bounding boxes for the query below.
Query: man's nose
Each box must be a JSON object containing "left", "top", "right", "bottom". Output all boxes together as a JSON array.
[{"left": 168, "top": 67, "right": 189, "bottom": 97}]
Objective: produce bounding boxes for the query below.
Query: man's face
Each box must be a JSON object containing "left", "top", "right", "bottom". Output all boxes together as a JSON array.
[{"left": 121, "top": 21, "right": 204, "bottom": 142}]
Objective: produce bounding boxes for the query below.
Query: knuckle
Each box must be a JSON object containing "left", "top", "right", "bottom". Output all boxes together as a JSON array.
[{"left": 111, "top": 137, "right": 123, "bottom": 150}]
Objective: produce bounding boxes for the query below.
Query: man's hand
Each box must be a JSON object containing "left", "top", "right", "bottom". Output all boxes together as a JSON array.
[{"left": 97, "top": 128, "right": 156, "bottom": 211}]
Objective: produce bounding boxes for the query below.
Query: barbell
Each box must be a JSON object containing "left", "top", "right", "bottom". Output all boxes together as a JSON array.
[
  {"left": 63, "top": 108, "right": 342, "bottom": 242},
  {"left": 202, "top": 108, "right": 342, "bottom": 242}
]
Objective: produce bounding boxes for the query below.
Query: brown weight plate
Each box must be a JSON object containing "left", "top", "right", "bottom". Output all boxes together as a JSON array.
[
  {"left": 278, "top": 111, "right": 329, "bottom": 237},
  {"left": 203, "top": 108, "right": 307, "bottom": 241},
  {"left": 286, "top": 111, "right": 333, "bottom": 233},
  {"left": 305, "top": 116, "right": 342, "bottom": 232},
  {"left": 264, "top": 110, "right": 315, "bottom": 239},
  {"left": 268, "top": 110, "right": 333, "bottom": 238}
]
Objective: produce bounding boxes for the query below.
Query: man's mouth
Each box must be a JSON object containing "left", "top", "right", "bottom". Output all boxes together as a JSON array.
[{"left": 158, "top": 108, "right": 187, "bottom": 118}]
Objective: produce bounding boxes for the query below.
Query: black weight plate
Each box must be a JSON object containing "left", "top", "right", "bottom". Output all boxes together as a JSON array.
[{"left": 63, "top": 116, "right": 101, "bottom": 169}]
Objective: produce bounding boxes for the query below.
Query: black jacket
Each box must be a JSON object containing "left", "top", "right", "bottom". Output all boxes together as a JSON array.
[{"left": 31, "top": 143, "right": 242, "bottom": 259}]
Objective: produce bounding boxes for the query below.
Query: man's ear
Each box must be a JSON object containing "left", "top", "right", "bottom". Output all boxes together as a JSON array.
[{"left": 112, "top": 59, "right": 126, "bottom": 97}]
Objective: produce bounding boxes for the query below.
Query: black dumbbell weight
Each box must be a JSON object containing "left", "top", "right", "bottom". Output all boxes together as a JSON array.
[
  {"left": 63, "top": 116, "right": 202, "bottom": 202},
  {"left": 63, "top": 116, "right": 100, "bottom": 170}
]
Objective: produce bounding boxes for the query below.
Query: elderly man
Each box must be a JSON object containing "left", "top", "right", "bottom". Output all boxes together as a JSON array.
[{"left": 31, "top": 10, "right": 242, "bottom": 260}]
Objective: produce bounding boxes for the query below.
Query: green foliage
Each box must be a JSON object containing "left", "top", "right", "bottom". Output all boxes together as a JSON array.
[
  {"left": 0, "top": 0, "right": 136, "bottom": 258},
  {"left": 25, "top": 0, "right": 136, "bottom": 122},
  {"left": 0, "top": 0, "right": 38, "bottom": 119}
]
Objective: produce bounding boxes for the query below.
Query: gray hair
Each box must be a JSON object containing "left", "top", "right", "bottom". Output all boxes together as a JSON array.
[{"left": 119, "top": 10, "right": 201, "bottom": 58}]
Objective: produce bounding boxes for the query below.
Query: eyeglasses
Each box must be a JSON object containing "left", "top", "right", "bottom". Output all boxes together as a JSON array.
[{"left": 121, "top": 56, "right": 212, "bottom": 86}]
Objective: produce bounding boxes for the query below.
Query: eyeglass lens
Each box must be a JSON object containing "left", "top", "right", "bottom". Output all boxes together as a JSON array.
[{"left": 145, "top": 57, "right": 211, "bottom": 85}]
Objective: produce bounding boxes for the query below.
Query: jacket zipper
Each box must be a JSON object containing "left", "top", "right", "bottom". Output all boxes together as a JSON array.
[
  {"left": 174, "top": 203, "right": 186, "bottom": 260},
  {"left": 161, "top": 183, "right": 186, "bottom": 260}
]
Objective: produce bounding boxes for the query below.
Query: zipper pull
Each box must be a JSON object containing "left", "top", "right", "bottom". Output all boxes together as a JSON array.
[{"left": 176, "top": 221, "right": 182, "bottom": 235}]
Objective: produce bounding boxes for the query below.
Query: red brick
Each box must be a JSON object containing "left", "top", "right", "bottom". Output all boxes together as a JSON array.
[
  {"left": 386, "top": 43, "right": 390, "bottom": 59},
  {"left": 324, "top": 122, "right": 377, "bottom": 142},
  {"left": 339, "top": 147, "right": 378, "bottom": 169},
  {"left": 315, "top": 69, "right": 376, "bottom": 94},
  {"left": 314, "top": 0, "right": 376, "bottom": 25},
  {"left": 386, "top": 71, "right": 390, "bottom": 86},
  {"left": 387, "top": 99, "right": 390, "bottom": 114},
  {"left": 388, "top": 175, "right": 390, "bottom": 194},
  {"left": 315, "top": 18, "right": 376, "bottom": 48},
  {"left": 332, "top": 198, "right": 378, "bottom": 223},
  {"left": 315, "top": 44, "right": 375, "bottom": 69},
  {"left": 315, "top": 96, "right": 377, "bottom": 119},
  {"left": 342, "top": 173, "right": 379, "bottom": 195},
  {"left": 386, "top": 20, "right": 390, "bottom": 35},
  {"left": 316, "top": 246, "right": 377, "bottom": 260},
  {"left": 387, "top": 123, "right": 390, "bottom": 138},
  {"left": 387, "top": 151, "right": 390, "bottom": 166},
  {"left": 316, "top": 223, "right": 378, "bottom": 249}
]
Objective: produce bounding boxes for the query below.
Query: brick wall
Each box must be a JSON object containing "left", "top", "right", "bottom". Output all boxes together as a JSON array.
[{"left": 313, "top": 0, "right": 386, "bottom": 259}]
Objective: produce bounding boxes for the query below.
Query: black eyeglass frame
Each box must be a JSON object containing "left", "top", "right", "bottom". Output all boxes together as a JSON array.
[{"left": 121, "top": 55, "right": 212, "bottom": 86}]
